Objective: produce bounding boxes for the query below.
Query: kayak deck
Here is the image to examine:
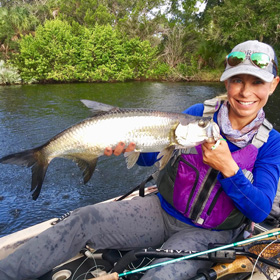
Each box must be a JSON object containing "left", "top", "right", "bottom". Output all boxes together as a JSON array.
[{"left": 0, "top": 186, "right": 279, "bottom": 280}]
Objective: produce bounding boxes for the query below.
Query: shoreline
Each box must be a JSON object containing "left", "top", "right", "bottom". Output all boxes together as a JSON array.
[{"left": 0, "top": 75, "right": 222, "bottom": 86}]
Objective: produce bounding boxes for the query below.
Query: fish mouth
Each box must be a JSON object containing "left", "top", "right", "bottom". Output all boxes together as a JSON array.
[{"left": 206, "top": 121, "right": 220, "bottom": 142}]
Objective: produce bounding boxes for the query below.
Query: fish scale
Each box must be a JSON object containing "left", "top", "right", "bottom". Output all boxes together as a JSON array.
[
  {"left": 0, "top": 100, "right": 220, "bottom": 200},
  {"left": 46, "top": 112, "right": 177, "bottom": 156}
]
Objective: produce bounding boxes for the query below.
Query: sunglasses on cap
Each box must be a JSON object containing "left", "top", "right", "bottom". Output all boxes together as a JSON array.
[{"left": 226, "top": 51, "right": 278, "bottom": 73}]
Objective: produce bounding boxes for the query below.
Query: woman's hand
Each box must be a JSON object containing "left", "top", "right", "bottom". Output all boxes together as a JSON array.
[
  {"left": 201, "top": 138, "right": 239, "bottom": 178},
  {"left": 104, "top": 142, "right": 136, "bottom": 156}
]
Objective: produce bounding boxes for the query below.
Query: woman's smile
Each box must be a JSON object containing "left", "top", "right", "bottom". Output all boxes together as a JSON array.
[
  {"left": 237, "top": 100, "right": 255, "bottom": 106},
  {"left": 225, "top": 74, "right": 279, "bottom": 129}
]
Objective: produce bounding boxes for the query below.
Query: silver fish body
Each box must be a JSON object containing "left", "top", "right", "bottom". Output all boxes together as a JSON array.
[{"left": 0, "top": 101, "right": 220, "bottom": 200}]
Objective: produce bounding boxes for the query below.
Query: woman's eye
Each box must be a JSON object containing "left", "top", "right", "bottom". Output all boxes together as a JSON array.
[
  {"left": 253, "top": 79, "right": 264, "bottom": 85},
  {"left": 231, "top": 78, "right": 242, "bottom": 83}
]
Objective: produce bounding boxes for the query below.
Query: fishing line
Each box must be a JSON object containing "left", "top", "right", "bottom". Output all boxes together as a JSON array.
[
  {"left": 81, "top": 264, "right": 106, "bottom": 280},
  {"left": 249, "top": 238, "right": 279, "bottom": 280},
  {"left": 71, "top": 254, "right": 105, "bottom": 280},
  {"left": 116, "top": 230, "right": 280, "bottom": 278},
  {"left": 228, "top": 177, "right": 270, "bottom": 218},
  {"left": 83, "top": 256, "right": 98, "bottom": 280},
  {"left": 71, "top": 256, "right": 90, "bottom": 280},
  {"left": 128, "top": 256, "right": 155, "bottom": 271},
  {"left": 128, "top": 243, "right": 164, "bottom": 271},
  {"left": 82, "top": 250, "right": 100, "bottom": 280}
]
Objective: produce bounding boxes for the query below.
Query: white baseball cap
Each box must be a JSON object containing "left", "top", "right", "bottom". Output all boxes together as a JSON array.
[{"left": 220, "top": 40, "right": 278, "bottom": 82}]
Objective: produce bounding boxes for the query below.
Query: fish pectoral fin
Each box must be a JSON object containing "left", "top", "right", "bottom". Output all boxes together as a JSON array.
[
  {"left": 157, "top": 146, "right": 175, "bottom": 170},
  {"left": 74, "top": 158, "right": 98, "bottom": 184},
  {"left": 124, "top": 151, "right": 140, "bottom": 169}
]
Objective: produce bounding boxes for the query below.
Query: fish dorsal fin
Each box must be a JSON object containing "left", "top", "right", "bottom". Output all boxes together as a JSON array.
[
  {"left": 124, "top": 151, "right": 141, "bottom": 169},
  {"left": 81, "top": 99, "right": 118, "bottom": 115},
  {"left": 157, "top": 145, "right": 175, "bottom": 170}
]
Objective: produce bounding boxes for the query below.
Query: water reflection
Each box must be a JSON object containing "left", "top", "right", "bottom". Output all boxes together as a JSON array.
[{"left": 0, "top": 81, "right": 279, "bottom": 237}]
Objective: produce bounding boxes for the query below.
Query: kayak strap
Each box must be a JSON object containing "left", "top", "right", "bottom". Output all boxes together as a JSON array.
[
  {"left": 116, "top": 174, "right": 154, "bottom": 201},
  {"left": 51, "top": 211, "right": 73, "bottom": 225}
]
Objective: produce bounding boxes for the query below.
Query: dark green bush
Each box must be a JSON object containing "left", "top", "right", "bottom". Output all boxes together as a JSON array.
[{"left": 15, "top": 19, "right": 157, "bottom": 82}]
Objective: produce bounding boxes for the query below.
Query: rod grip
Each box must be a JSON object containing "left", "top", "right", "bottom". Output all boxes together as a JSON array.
[
  {"left": 88, "top": 272, "right": 119, "bottom": 280},
  {"left": 212, "top": 256, "right": 253, "bottom": 278}
]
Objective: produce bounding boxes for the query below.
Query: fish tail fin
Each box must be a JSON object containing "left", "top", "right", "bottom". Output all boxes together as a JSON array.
[
  {"left": 0, "top": 147, "right": 49, "bottom": 200},
  {"left": 0, "top": 149, "right": 37, "bottom": 167}
]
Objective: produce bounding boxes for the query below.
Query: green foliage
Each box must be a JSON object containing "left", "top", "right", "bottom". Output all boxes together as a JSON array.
[
  {"left": 56, "top": 0, "right": 165, "bottom": 29},
  {"left": 0, "top": 1, "right": 53, "bottom": 59},
  {"left": 181, "top": 53, "right": 199, "bottom": 76},
  {"left": 146, "top": 62, "right": 170, "bottom": 80},
  {"left": 15, "top": 19, "right": 157, "bottom": 82},
  {"left": 202, "top": 0, "right": 280, "bottom": 52},
  {"left": 78, "top": 24, "right": 156, "bottom": 81},
  {"left": 0, "top": 60, "right": 21, "bottom": 84},
  {"left": 196, "top": 40, "right": 228, "bottom": 69},
  {"left": 15, "top": 19, "right": 80, "bottom": 82},
  {"left": 56, "top": 0, "right": 114, "bottom": 26},
  {"left": 3, "top": 0, "right": 280, "bottom": 83}
]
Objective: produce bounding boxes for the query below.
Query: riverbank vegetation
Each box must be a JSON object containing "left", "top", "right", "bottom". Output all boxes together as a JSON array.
[{"left": 1, "top": 0, "right": 280, "bottom": 84}]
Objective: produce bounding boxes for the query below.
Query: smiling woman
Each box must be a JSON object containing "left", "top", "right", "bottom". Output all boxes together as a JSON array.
[
  {"left": 225, "top": 74, "right": 279, "bottom": 130},
  {"left": 1, "top": 40, "right": 280, "bottom": 280},
  {"left": 220, "top": 41, "right": 279, "bottom": 130}
]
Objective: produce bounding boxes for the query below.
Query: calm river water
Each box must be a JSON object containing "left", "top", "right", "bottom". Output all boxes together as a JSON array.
[{"left": 0, "top": 81, "right": 280, "bottom": 237}]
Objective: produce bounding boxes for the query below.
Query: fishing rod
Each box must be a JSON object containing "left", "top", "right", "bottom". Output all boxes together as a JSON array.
[
  {"left": 189, "top": 256, "right": 254, "bottom": 280},
  {"left": 191, "top": 238, "right": 280, "bottom": 280},
  {"left": 105, "top": 245, "right": 280, "bottom": 276},
  {"left": 90, "top": 229, "right": 280, "bottom": 280},
  {"left": 105, "top": 247, "right": 235, "bottom": 275}
]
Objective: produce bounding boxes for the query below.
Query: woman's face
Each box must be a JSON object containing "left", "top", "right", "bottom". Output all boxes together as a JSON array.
[{"left": 225, "top": 74, "right": 279, "bottom": 128}]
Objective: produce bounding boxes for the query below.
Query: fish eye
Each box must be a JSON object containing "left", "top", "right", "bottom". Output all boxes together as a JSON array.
[{"left": 198, "top": 120, "right": 207, "bottom": 127}]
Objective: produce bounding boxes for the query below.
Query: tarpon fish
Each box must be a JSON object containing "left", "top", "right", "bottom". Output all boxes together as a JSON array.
[{"left": 0, "top": 100, "right": 220, "bottom": 200}]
